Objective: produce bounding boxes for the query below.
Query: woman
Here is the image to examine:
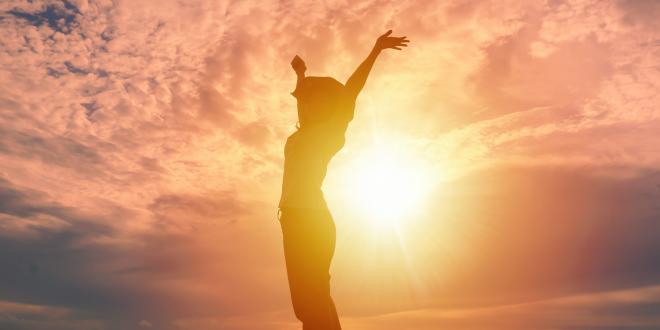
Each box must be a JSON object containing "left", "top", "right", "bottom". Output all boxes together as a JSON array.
[{"left": 279, "top": 30, "right": 409, "bottom": 329}]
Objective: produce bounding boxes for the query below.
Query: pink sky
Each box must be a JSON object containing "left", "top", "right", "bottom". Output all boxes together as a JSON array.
[{"left": 0, "top": 0, "right": 659, "bottom": 329}]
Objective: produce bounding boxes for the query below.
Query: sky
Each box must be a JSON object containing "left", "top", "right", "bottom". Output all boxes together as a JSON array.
[{"left": 0, "top": 0, "right": 659, "bottom": 329}]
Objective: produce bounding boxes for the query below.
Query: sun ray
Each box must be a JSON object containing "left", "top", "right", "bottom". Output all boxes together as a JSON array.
[{"left": 339, "top": 142, "right": 435, "bottom": 231}]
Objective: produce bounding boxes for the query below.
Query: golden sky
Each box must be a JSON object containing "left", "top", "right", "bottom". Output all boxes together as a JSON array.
[{"left": 0, "top": 0, "right": 659, "bottom": 329}]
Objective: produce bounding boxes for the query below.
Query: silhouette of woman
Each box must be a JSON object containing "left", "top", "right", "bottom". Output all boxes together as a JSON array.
[{"left": 278, "top": 30, "right": 409, "bottom": 329}]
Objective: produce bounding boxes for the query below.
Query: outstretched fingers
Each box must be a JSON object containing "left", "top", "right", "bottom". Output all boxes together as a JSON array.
[
  {"left": 393, "top": 37, "right": 409, "bottom": 49},
  {"left": 375, "top": 31, "right": 410, "bottom": 51}
]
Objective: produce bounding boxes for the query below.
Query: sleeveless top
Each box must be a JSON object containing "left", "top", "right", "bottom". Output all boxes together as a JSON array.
[{"left": 279, "top": 101, "right": 355, "bottom": 210}]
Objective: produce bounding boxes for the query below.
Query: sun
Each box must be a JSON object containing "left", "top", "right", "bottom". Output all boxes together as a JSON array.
[{"left": 339, "top": 145, "right": 434, "bottom": 228}]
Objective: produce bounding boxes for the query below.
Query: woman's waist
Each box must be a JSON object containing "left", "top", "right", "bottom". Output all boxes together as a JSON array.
[
  {"left": 278, "top": 187, "right": 327, "bottom": 209},
  {"left": 279, "top": 204, "right": 333, "bottom": 221}
]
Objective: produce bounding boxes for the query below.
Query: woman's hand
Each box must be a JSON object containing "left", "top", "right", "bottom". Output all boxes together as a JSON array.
[
  {"left": 374, "top": 30, "right": 409, "bottom": 51},
  {"left": 291, "top": 55, "right": 306, "bottom": 77}
]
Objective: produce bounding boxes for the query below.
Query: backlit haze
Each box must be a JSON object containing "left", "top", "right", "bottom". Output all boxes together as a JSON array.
[{"left": 1, "top": 0, "right": 659, "bottom": 329}]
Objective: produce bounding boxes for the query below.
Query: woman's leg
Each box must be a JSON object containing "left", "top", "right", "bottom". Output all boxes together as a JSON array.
[{"left": 280, "top": 208, "right": 341, "bottom": 329}]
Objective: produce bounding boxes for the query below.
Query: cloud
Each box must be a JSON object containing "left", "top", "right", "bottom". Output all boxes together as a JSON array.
[
  {"left": 0, "top": 175, "right": 277, "bottom": 329},
  {"left": 0, "top": 0, "right": 659, "bottom": 328},
  {"left": 0, "top": 125, "right": 110, "bottom": 178},
  {"left": 341, "top": 284, "right": 660, "bottom": 330},
  {"left": 0, "top": 177, "right": 136, "bottom": 319},
  {"left": 0, "top": 177, "right": 114, "bottom": 237},
  {"left": 328, "top": 164, "right": 660, "bottom": 315},
  {"left": 138, "top": 319, "right": 153, "bottom": 328},
  {"left": 148, "top": 191, "right": 245, "bottom": 231},
  {"left": 0, "top": 299, "right": 104, "bottom": 330}
]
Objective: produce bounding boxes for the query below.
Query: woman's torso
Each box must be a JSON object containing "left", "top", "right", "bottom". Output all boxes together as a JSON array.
[{"left": 279, "top": 122, "right": 347, "bottom": 210}]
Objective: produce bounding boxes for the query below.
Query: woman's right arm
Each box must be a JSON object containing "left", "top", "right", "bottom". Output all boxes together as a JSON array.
[{"left": 291, "top": 55, "right": 306, "bottom": 96}]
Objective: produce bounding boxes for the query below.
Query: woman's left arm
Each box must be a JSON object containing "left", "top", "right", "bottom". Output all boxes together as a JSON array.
[{"left": 344, "top": 30, "right": 409, "bottom": 100}]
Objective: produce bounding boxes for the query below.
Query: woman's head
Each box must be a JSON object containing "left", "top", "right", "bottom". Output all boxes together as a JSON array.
[{"left": 292, "top": 76, "right": 346, "bottom": 127}]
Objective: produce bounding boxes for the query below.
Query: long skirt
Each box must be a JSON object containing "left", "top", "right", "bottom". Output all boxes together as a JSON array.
[{"left": 279, "top": 207, "right": 341, "bottom": 330}]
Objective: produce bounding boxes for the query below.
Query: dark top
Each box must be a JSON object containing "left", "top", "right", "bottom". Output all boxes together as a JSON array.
[{"left": 279, "top": 98, "right": 355, "bottom": 210}]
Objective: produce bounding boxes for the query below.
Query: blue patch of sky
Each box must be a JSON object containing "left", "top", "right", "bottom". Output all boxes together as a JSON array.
[{"left": 8, "top": 1, "right": 80, "bottom": 34}]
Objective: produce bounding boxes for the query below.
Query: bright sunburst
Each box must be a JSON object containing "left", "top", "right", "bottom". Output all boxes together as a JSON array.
[{"left": 339, "top": 145, "right": 434, "bottom": 229}]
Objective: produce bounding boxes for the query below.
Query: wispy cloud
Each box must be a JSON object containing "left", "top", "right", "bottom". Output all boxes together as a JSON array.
[{"left": 342, "top": 285, "right": 660, "bottom": 330}]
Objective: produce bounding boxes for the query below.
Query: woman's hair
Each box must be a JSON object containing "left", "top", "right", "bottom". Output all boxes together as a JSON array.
[{"left": 292, "top": 76, "right": 346, "bottom": 128}]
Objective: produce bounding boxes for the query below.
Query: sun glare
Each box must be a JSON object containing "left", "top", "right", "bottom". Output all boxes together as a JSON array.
[{"left": 341, "top": 146, "right": 434, "bottom": 228}]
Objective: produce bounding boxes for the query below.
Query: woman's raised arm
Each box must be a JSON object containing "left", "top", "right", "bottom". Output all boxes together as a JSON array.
[
  {"left": 344, "top": 30, "right": 409, "bottom": 100},
  {"left": 291, "top": 55, "right": 306, "bottom": 96}
]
